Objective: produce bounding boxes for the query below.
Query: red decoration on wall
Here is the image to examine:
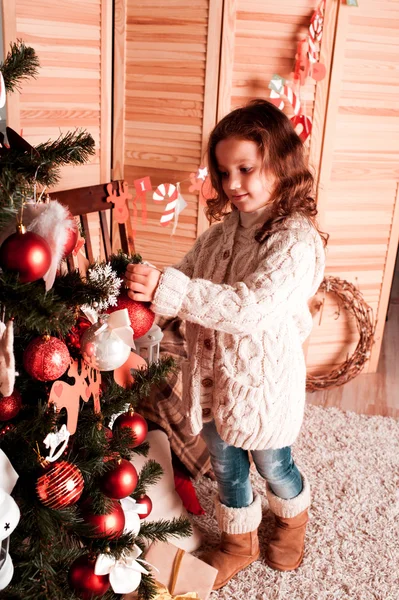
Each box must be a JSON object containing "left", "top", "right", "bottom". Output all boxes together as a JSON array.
[
  {"left": 134, "top": 176, "right": 152, "bottom": 225},
  {"left": 48, "top": 358, "right": 101, "bottom": 435}
]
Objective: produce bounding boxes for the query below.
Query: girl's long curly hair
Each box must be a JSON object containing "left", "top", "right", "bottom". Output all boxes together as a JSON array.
[{"left": 205, "top": 99, "right": 329, "bottom": 248}]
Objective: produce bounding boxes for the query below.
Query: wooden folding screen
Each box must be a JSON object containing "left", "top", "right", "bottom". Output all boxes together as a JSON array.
[{"left": 2, "top": 0, "right": 112, "bottom": 262}]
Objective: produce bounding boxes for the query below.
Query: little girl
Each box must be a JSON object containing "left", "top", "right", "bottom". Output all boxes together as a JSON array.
[{"left": 125, "top": 99, "right": 328, "bottom": 590}]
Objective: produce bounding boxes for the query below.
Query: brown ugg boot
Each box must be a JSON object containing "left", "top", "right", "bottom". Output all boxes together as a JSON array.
[
  {"left": 265, "top": 474, "right": 311, "bottom": 571},
  {"left": 200, "top": 494, "right": 262, "bottom": 590}
]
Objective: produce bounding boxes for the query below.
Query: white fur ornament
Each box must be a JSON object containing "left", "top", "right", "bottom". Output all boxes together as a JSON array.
[{"left": 28, "top": 200, "right": 72, "bottom": 291}]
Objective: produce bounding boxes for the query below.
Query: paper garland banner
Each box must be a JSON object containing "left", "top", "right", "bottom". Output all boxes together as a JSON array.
[
  {"left": 152, "top": 183, "right": 187, "bottom": 229},
  {"left": 134, "top": 176, "right": 152, "bottom": 225},
  {"left": 268, "top": 74, "right": 312, "bottom": 142}
]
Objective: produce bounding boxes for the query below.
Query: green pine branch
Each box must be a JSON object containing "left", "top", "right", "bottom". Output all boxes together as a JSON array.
[
  {"left": 0, "top": 40, "right": 40, "bottom": 93},
  {"left": 137, "top": 516, "right": 193, "bottom": 545},
  {"left": 133, "top": 459, "right": 164, "bottom": 498},
  {"left": 109, "top": 250, "right": 143, "bottom": 277}
]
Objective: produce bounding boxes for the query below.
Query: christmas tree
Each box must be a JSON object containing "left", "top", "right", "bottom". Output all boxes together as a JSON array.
[{"left": 0, "top": 41, "right": 191, "bottom": 600}]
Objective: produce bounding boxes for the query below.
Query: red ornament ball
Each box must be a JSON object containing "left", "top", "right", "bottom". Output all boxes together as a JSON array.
[
  {"left": 0, "top": 389, "right": 22, "bottom": 421},
  {"left": 36, "top": 460, "right": 84, "bottom": 509},
  {"left": 69, "top": 554, "right": 110, "bottom": 599},
  {"left": 107, "top": 291, "right": 155, "bottom": 339},
  {"left": 23, "top": 335, "right": 70, "bottom": 381},
  {"left": 80, "top": 499, "right": 125, "bottom": 538},
  {"left": 63, "top": 218, "right": 79, "bottom": 257},
  {"left": 0, "top": 229, "right": 52, "bottom": 282},
  {"left": 137, "top": 494, "right": 153, "bottom": 520},
  {"left": 113, "top": 409, "right": 148, "bottom": 448},
  {"left": 100, "top": 458, "right": 138, "bottom": 499}
]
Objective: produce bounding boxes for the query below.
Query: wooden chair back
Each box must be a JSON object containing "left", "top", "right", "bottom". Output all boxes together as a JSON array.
[{"left": 49, "top": 181, "right": 135, "bottom": 271}]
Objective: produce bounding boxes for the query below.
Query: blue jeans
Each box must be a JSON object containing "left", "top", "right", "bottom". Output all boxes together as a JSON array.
[{"left": 202, "top": 420, "right": 303, "bottom": 509}]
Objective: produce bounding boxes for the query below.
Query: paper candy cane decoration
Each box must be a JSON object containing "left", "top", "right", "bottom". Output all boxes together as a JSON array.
[
  {"left": 268, "top": 75, "right": 301, "bottom": 116},
  {"left": 307, "top": 0, "right": 326, "bottom": 81},
  {"left": 308, "top": 0, "right": 325, "bottom": 64},
  {"left": 269, "top": 75, "right": 312, "bottom": 143},
  {"left": 153, "top": 183, "right": 187, "bottom": 230}
]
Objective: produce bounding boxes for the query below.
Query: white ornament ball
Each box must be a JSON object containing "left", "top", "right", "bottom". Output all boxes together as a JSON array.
[{"left": 80, "top": 318, "right": 131, "bottom": 371}]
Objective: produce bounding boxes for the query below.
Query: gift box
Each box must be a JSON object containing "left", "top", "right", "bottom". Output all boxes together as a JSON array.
[{"left": 144, "top": 540, "right": 217, "bottom": 600}]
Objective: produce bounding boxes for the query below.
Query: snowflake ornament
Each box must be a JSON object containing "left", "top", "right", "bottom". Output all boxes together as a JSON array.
[{"left": 87, "top": 263, "right": 123, "bottom": 310}]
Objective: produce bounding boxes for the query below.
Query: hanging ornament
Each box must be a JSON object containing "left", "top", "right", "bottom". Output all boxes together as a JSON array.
[
  {"left": 80, "top": 311, "right": 133, "bottom": 372},
  {"left": 0, "top": 320, "right": 15, "bottom": 398},
  {"left": 100, "top": 459, "right": 138, "bottom": 500},
  {"left": 120, "top": 496, "right": 144, "bottom": 536},
  {"left": 107, "top": 291, "right": 155, "bottom": 339},
  {"left": 136, "top": 494, "right": 153, "bottom": 520},
  {"left": 62, "top": 217, "right": 79, "bottom": 257},
  {"left": 113, "top": 407, "right": 148, "bottom": 448},
  {"left": 42, "top": 424, "right": 71, "bottom": 463},
  {"left": 65, "top": 317, "right": 91, "bottom": 353},
  {"left": 80, "top": 499, "right": 125, "bottom": 538},
  {"left": 48, "top": 358, "right": 101, "bottom": 435},
  {"left": 23, "top": 335, "right": 70, "bottom": 381},
  {"left": 0, "top": 224, "right": 52, "bottom": 283},
  {"left": 0, "top": 390, "right": 22, "bottom": 421},
  {"left": 86, "top": 263, "right": 123, "bottom": 311},
  {"left": 94, "top": 544, "right": 149, "bottom": 595},
  {"left": 69, "top": 554, "right": 110, "bottom": 599},
  {"left": 36, "top": 460, "right": 84, "bottom": 509}
]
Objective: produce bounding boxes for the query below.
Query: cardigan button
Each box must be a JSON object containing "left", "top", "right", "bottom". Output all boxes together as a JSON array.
[
  {"left": 223, "top": 250, "right": 230, "bottom": 260},
  {"left": 202, "top": 378, "right": 213, "bottom": 388},
  {"left": 202, "top": 408, "right": 211, "bottom": 417},
  {"left": 204, "top": 338, "right": 212, "bottom": 350}
]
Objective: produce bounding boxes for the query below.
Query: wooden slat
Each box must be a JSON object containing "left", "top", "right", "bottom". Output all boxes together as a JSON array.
[
  {"left": 81, "top": 213, "right": 94, "bottom": 263},
  {"left": 99, "top": 210, "right": 112, "bottom": 258}
]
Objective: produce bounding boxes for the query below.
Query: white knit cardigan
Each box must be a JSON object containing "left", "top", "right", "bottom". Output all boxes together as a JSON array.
[{"left": 151, "top": 209, "right": 326, "bottom": 450}]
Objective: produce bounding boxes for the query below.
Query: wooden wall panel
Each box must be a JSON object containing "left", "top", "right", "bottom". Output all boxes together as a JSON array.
[
  {"left": 119, "top": 0, "right": 222, "bottom": 268},
  {"left": 220, "top": 0, "right": 319, "bottom": 122},
  {"left": 10, "top": 0, "right": 112, "bottom": 261},
  {"left": 306, "top": 0, "right": 399, "bottom": 375}
]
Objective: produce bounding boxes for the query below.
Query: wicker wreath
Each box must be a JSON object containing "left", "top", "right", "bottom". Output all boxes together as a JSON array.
[{"left": 306, "top": 275, "right": 377, "bottom": 392}]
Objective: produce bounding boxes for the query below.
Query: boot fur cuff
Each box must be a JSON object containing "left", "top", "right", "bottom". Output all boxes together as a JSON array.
[
  {"left": 214, "top": 494, "right": 262, "bottom": 534},
  {"left": 266, "top": 473, "right": 311, "bottom": 518}
]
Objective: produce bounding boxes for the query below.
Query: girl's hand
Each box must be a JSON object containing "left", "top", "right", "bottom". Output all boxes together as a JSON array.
[{"left": 125, "top": 263, "right": 161, "bottom": 302}]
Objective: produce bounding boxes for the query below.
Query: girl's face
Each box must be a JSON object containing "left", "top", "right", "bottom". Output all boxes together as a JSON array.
[{"left": 214, "top": 137, "right": 275, "bottom": 213}]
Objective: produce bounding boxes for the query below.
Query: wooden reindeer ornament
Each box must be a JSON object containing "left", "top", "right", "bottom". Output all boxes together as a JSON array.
[
  {"left": 106, "top": 180, "right": 132, "bottom": 224},
  {"left": 48, "top": 358, "right": 101, "bottom": 434}
]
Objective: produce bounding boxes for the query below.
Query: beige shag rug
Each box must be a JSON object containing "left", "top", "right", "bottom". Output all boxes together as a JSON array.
[{"left": 192, "top": 405, "right": 399, "bottom": 600}]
